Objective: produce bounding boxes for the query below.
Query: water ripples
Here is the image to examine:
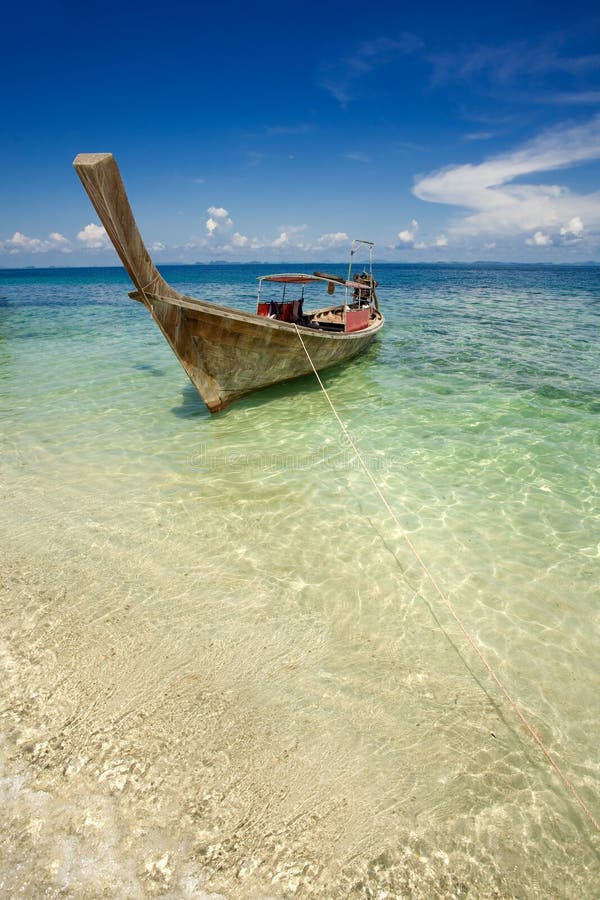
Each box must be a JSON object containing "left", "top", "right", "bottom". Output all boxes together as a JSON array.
[{"left": 1, "top": 263, "right": 598, "bottom": 896}]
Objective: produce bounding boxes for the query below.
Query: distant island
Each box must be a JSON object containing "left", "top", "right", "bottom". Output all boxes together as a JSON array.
[{"left": 196, "top": 260, "right": 268, "bottom": 265}]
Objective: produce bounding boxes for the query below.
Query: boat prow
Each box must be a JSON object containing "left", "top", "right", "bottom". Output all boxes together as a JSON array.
[{"left": 73, "top": 153, "right": 384, "bottom": 412}]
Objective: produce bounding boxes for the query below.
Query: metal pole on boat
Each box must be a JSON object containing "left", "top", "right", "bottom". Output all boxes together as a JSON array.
[
  {"left": 360, "top": 240, "right": 375, "bottom": 308},
  {"left": 344, "top": 240, "right": 356, "bottom": 331}
]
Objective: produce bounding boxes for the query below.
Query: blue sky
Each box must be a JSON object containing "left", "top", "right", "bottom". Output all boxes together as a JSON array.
[{"left": 1, "top": 0, "right": 600, "bottom": 264}]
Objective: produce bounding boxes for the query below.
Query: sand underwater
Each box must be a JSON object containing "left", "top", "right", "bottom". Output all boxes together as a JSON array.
[{"left": 0, "top": 263, "right": 599, "bottom": 897}]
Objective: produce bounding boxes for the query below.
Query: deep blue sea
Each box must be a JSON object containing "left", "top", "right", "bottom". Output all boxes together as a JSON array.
[{"left": 0, "top": 263, "right": 598, "bottom": 897}]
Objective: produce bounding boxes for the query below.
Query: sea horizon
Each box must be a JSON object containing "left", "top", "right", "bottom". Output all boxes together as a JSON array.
[{"left": 2, "top": 259, "right": 600, "bottom": 271}]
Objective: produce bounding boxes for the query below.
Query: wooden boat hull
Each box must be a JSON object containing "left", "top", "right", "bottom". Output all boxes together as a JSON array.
[
  {"left": 135, "top": 290, "right": 383, "bottom": 411},
  {"left": 73, "top": 153, "right": 383, "bottom": 412}
]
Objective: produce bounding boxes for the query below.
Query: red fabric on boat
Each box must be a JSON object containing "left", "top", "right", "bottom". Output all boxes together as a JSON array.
[
  {"left": 280, "top": 301, "right": 295, "bottom": 322},
  {"left": 345, "top": 308, "right": 371, "bottom": 333}
]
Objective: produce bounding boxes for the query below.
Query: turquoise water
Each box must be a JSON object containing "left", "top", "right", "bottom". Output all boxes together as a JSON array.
[{"left": 0, "top": 263, "right": 598, "bottom": 897}]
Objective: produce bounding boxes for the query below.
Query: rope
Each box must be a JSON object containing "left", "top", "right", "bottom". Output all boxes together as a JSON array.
[
  {"left": 140, "top": 274, "right": 161, "bottom": 295},
  {"left": 293, "top": 323, "right": 599, "bottom": 834}
]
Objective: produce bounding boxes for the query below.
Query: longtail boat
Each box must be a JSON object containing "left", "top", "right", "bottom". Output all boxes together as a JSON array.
[{"left": 73, "top": 153, "right": 384, "bottom": 412}]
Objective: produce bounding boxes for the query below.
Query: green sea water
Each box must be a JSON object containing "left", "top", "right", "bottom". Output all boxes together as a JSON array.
[{"left": 0, "top": 263, "right": 598, "bottom": 897}]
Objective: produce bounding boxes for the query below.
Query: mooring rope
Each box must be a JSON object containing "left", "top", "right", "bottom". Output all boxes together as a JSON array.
[{"left": 293, "top": 323, "right": 599, "bottom": 834}]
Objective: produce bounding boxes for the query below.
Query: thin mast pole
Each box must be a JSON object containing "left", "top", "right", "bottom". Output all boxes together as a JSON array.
[{"left": 345, "top": 240, "right": 356, "bottom": 331}]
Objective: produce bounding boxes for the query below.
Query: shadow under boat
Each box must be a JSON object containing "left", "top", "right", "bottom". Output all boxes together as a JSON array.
[{"left": 170, "top": 338, "right": 384, "bottom": 420}]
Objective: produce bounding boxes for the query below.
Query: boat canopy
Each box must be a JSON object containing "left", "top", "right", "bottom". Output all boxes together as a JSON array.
[
  {"left": 260, "top": 274, "right": 320, "bottom": 284},
  {"left": 258, "top": 273, "right": 370, "bottom": 290}
]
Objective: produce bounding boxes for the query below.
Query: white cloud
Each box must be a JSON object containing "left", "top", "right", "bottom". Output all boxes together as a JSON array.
[
  {"left": 281, "top": 224, "right": 308, "bottom": 236},
  {"left": 239, "top": 234, "right": 267, "bottom": 250},
  {"left": 151, "top": 241, "right": 166, "bottom": 251},
  {"left": 49, "top": 232, "right": 70, "bottom": 246},
  {"left": 227, "top": 224, "right": 308, "bottom": 252},
  {"left": 397, "top": 219, "right": 419, "bottom": 246},
  {"left": 560, "top": 216, "right": 583, "bottom": 237},
  {"left": 5, "top": 232, "right": 45, "bottom": 253},
  {"left": 77, "top": 223, "right": 110, "bottom": 249},
  {"left": 315, "top": 231, "right": 350, "bottom": 248},
  {"left": 1, "top": 231, "right": 72, "bottom": 254},
  {"left": 270, "top": 225, "right": 307, "bottom": 249},
  {"left": 205, "top": 206, "right": 233, "bottom": 235},
  {"left": 413, "top": 115, "right": 600, "bottom": 240},
  {"left": 199, "top": 226, "right": 350, "bottom": 256},
  {"left": 183, "top": 236, "right": 208, "bottom": 250},
  {"left": 525, "top": 230, "right": 552, "bottom": 246},
  {"left": 395, "top": 221, "right": 450, "bottom": 251}
]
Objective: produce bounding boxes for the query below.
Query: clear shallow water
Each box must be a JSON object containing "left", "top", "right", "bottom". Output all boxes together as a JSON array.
[{"left": 0, "top": 263, "right": 598, "bottom": 897}]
